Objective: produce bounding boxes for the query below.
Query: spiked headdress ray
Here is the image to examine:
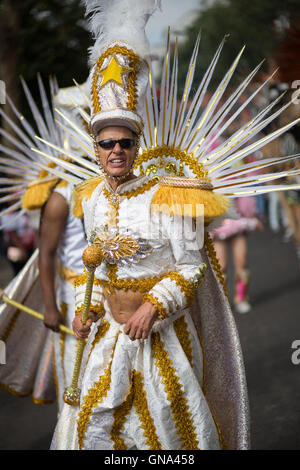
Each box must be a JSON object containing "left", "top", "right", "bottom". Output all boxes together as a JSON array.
[
  {"left": 0, "top": 76, "right": 96, "bottom": 228},
  {"left": 39, "top": 29, "right": 300, "bottom": 220}
]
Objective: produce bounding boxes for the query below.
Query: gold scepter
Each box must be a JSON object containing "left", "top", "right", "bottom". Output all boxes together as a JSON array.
[
  {"left": 0, "top": 293, "right": 75, "bottom": 336},
  {"left": 63, "top": 244, "right": 103, "bottom": 406}
]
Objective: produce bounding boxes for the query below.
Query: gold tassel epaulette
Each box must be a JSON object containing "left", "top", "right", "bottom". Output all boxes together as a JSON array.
[
  {"left": 72, "top": 176, "right": 104, "bottom": 218},
  {"left": 21, "top": 163, "right": 60, "bottom": 210},
  {"left": 151, "top": 176, "right": 229, "bottom": 219}
]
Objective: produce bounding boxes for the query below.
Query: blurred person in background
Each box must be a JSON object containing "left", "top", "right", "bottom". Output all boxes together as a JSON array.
[{"left": 1, "top": 208, "right": 36, "bottom": 276}]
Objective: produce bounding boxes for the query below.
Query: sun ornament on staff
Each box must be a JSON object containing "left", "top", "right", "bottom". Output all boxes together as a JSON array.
[{"left": 63, "top": 244, "right": 103, "bottom": 406}]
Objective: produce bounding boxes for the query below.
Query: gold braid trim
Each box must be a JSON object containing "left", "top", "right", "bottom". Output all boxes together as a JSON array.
[
  {"left": 173, "top": 316, "right": 193, "bottom": 368},
  {"left": 204, "top": 232, "right": 228, "bottom": 298},
  {"left": 1, "top": 310, "right": 21, "bottom": 343},
  {"left": 151, "top": 332, "right": 200, "bottom": 450},
  {"left": 132, "top": 371, "right": 162, "bottom": 449},
  {"left": 74, "top": 271, "right": 102, "bottom": 288},
  {"left": 75, "top": 303, "right": 105, "bottom": 317},
  {"left": 166, "top": 270, "right": 206, "bottom": 307},
  {"left": 143, "top": 292, "right": 168, "bottom": 320},
  {"left": 111, "top": 374, "right": 135, "bottom": 450},
  {"left": 92, "top": 45, "right": 141, "bottom": 114},
  {"left": 0, "top": 277, "right": 39, "bottom": 342},
  {"left": 111, "top": 370, "right": 162, "bottom": 450},
  {"left": 85, "top": 319, "right": 110, "bottom": 368},
  {"left": 77, "top": 331, "right": 121, "bottom": 449},
  {"left": 75, "top": 266, "right": 204, "bottom": 303}
]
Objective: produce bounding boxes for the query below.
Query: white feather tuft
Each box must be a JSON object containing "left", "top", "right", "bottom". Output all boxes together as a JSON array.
[{"left": 83, "top": 0, "right": 161, "bottom": 64}]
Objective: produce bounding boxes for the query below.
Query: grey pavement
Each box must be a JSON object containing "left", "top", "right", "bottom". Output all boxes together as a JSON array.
[{"left": 0, "top": 228, "right": 300, "bottom": 450}]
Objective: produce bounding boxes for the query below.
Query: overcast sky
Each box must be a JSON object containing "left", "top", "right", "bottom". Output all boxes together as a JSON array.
[{"left": 146, "top": 0, "right": 202, "bottom": 48}]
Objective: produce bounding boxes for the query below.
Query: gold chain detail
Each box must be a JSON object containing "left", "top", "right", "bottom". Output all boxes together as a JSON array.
[
  {"left": 92, "top": 45, "right": 141, "bottom": 114},
  {"left": 151, "top": 332, "right": 200, "bottom": 450},
  {"left": 173, "top": 316, "right": 193, "bottom": 367},
  {"left": 103, "top": 178, "right": 157, "bottom": 202},
  {"left": 204, "top": 232, "right": 228, "bottom": 298},
  {"left": 77, "top": 331, "right": 121, "bottom": 449},
  {"left": 135, "top": 146, "right": 208, "bottom": 179}
]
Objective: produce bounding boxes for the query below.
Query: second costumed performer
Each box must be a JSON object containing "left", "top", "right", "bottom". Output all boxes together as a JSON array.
[{"left": 51, "top": 0, "right": 251, "bottom": 450}]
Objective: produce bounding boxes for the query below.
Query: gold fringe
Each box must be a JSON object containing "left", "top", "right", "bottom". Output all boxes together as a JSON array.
[
  {"left": 72, "top": 176, "right": 104, "bottom": 219},
  {"left": 21, "top": 178, "right": 59, "bottom": 210},
  {"left": 151, "top": 184, "right": 229, "bottom": 218},
  {"left": 21, "top": 162, "right": 61, "bottom": 210}
]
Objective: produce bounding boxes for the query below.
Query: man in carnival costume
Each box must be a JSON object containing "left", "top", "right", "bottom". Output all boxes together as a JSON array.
[
  {"left": 0, "top": 78, "right": 90, "bottom": 412},
  {"left": 50, "top": 0, "right": 300, "bottom": 451}
]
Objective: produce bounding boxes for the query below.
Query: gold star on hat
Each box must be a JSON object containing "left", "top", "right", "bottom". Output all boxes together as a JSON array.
[{"left": 98, "top": 55, "right": 133, "bottom": 90}]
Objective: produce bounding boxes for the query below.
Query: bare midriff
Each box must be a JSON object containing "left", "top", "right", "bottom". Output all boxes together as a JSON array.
[{"left": 103, "top": 288, "right": 144, "bottom": 324}]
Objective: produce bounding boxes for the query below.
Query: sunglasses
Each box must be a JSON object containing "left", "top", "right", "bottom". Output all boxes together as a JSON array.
[{"left": 97, "top": 138, "right": 136, "bottom": 150}]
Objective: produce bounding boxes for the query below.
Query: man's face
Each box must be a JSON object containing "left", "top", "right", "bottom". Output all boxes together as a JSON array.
[{"left": 95, "top": 126, "right": 137, "bottom": 178}]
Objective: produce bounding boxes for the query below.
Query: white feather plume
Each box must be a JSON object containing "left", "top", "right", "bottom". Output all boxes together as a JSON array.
[{"left": 83, "top": 0, "right": 161, "bottom": 64}]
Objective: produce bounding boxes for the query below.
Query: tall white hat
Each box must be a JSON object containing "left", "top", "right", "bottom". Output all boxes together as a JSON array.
[{"left": 84, "top": 0, "right": 161, "bottom": 136}]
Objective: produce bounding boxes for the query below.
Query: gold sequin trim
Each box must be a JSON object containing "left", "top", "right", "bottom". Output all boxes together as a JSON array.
[
  {"left": 92, "top": 45, "right": 141, "bottom": 114},
  {"left": 111, "top": 370, "right": 162, "bottom": 450},
  {"left": 151, "top": 331, "right": 200, "bottom": 450},
  {"left": 77, "top": 331, "right": 121, "bottom": 449},
  {"left": 173, "top": 316, "right": 193, "bottom": 367},
  {"left": 204, "top": 232, "right": 228, "bottom": 298},
  {"left": 135, "top": 146, "right": 208, "bottom": 179}
]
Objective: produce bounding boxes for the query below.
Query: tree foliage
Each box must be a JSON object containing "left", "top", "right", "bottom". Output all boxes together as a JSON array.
[{"left": 176, "top": 0, "right": 300, "bottom": 93}]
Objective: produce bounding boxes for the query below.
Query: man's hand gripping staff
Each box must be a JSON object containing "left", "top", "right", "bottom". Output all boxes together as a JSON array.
[{"left": 63, "top": 245, "right": 103, "bottom": 406}]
